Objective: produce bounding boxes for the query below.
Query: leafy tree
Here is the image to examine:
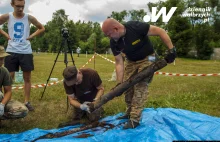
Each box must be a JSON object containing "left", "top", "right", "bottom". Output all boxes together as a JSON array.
[
  {"left": 147, "top": 0, "right": 194, "bottom": 57},
  {"left": 52, "top": 9, "right": 68, "bottom": 29},
  {"left": 194, "top": 23, "right": 214, "bottom": 59},
  {"left": 75, "top": 21, "right": 93, "bottom": 42},
  {"left": 65, "top": 20, "right": 80, "bottom": 52},
  {"left": 129, "top": 9, "right": 146, "bottom": 21},
  {"left": 149, "top": 36, "right": 165, "bottom": 56},
  {"left": 0, "top": 34, "right": 6, "bottom": 46},
  {"left": 79, "top": 40, "right": 89, "bottom": 54},
  {"left": 87, "top": 33, "right": 96, "bottom": 54},
  {"left": 109, "top": 10, "right": 128, "bottom": 23},
  {"left": 210, "top": 0, "right": 220, "bottom": 47},
  {"left": 0, "top": 23, "right": 8, "bottom": 47},
  {"left": 100, "top": 37, "right": 110, "bottom": 53},
  {"left": 43, "top": 21, "right": 61, "bottom": 52},
  {"left": 93, "top": 22, "right": 104, "bottom": 53},
  {"left": 185, "top": 0, "right": 219, "bottom": 58},
  {"left": 167, "top": 16, "right": 193, "bottom": 56},
  {"left": 0, "top": 3, "right": 217, "bottom": 59},
  {"left": 44, "top": 9, "right": 69, "bottom": 52},
  {"left": 30, "top": 26, "right": 47, "bottom": 52}
]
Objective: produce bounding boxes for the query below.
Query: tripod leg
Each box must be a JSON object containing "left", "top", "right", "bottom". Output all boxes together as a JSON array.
[
  {"left": 64, "top": 39, "right": 68, "bottom": 66},
  {"left": 67, "top": 39, "right": 75, "bottom": 65},
  {"left": 40, "top": 39, "right": 65, "bottom": 99},
  {"left": 64, "top": 38, "right": 76, "bottom": 112}
]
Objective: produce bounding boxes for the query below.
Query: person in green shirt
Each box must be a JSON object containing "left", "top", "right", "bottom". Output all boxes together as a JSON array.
[{"left": 0, "top": 46, "right": 28, "bottom": 123}]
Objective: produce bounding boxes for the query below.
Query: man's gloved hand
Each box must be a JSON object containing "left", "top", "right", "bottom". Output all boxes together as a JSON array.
[
  {"left": 80, "top": 102, "right": 91, "bottom": 113},
  {"left": 164, "top": 47, "right": 176, "bottom": 63},
  {"left": 0, "top": 103, "right": 5, "bottom": 117}
]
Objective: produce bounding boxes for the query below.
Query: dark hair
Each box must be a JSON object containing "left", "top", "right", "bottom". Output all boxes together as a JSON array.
[{"left": 11, "top": 0, "right": 25, "bottom": 4}]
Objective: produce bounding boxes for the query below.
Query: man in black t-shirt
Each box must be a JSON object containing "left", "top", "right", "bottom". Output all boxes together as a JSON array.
[
  {"left": 59, "top": 66, "right": 104, "bottom": 127},
  {"left": 102, "top": 18, "right": 176, "bottom": 129}
]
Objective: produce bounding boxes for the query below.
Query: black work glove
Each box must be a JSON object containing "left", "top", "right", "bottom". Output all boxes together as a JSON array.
[{"left": 164, "top": 47, "right": 176, "bottom": 63}]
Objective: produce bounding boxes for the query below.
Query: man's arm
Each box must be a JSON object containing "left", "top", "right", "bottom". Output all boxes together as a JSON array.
[
  {"left": 115, "top": 54, "right": 124, "bottom": 83},
  {"left": 27, "top": 15, "right": 45, "bottom": 40},
  {"left": 0, "top": 14, "right": 10, "bottom": 40},
  {"left": 148, "top": 25, "right": 176, "bottom": 63},
  {"left": 68, "top": 95, "right": 90, "bottom": 113},
  {"left": 67, "top": 95, "right": 81, "bottom": 109},
  {"left": 1, "top": 86, "right": 12, "bottom": 105},
  {"left": 147, "top": 25, "right": 174, "bottom": 49},
  {"left": 93, "top": 84, "right": 104, "bottom": 103},
  {"left": 0, "top": 14, "right": 9, "bottom": 25},
  {"left": 0, "top": 29, "right": 11, "bottom": 40}
]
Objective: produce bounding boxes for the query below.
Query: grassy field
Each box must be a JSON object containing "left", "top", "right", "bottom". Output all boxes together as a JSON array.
[{"left": 0, "top": 53, "right": 219, "bottom": 134}]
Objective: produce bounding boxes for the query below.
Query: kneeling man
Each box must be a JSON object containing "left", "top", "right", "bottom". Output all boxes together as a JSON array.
[
  {"left": 59, "top": 66, "right": 104, "bottom": 127},
  {"left": 0, "top": 46, "right": 28, "bottom": 121}
]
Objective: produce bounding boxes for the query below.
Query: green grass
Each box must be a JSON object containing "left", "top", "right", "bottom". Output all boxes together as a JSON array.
[{"left": 0, "top": 53, "right": 219, "bottom": 133}]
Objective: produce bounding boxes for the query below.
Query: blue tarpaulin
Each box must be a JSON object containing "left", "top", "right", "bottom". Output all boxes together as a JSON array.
[{"left": 0, "top": 108, "right": 220, "bottom": 142}]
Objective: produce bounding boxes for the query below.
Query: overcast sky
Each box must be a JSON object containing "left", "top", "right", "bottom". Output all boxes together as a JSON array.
[{"left": 0, "top": 0, "right": 160, "bottom": 25}]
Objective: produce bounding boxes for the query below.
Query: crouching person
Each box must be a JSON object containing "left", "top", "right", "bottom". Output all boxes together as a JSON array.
[
  {"left": 0, "top": 46, "right": 28, "bottom": 121},
  {"left": 59, "top": 66, "right": 104, "bottom": 127}
]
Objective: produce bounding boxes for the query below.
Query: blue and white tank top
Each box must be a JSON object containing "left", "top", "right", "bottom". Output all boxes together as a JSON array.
[{"left": 7, "top": 12, "right": 32, "bottom": 54}]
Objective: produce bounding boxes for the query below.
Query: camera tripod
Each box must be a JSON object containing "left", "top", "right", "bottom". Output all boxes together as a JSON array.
[{"left": 41, "top": 34, "right": 75, "bottom": 99}]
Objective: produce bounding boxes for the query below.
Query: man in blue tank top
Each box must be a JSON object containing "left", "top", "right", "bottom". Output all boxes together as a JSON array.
[{"left": 0, "top": 0, "right": 45, "bottom": 111}]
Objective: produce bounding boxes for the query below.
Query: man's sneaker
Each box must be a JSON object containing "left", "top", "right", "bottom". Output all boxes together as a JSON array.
[
  {"left": 123, "top": 120, "right": 139, "bottom": 129},
  {"left": 25, "top": 102, "right": 34, "bottom": 111},
  {"left": 117, "top": 114, "right": 130, "bottom": 119}
]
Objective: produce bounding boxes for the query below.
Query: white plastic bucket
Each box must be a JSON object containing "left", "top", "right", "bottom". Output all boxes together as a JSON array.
[
  {"left": 49, "top": 78, "right": 58, "bottom": 82},
  {"left": 15, "top": 70, "right": 24, "bottom": 83}
]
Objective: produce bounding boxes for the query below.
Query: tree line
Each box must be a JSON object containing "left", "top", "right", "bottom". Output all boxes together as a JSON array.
[{"left": 0, "top": 0, "right": 219, "bottom": 60}]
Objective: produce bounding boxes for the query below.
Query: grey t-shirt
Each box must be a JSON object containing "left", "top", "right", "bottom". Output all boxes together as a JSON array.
[{"left": 0, "top": 67, "right": 12, "bottom": 91}]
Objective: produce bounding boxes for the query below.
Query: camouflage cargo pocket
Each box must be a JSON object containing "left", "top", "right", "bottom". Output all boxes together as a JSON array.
[{"left": 4, "top": 100, "right": 28, "bottom": 119}]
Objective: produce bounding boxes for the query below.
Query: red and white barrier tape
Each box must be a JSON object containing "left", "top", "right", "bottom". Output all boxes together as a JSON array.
[
  {"left": 95, "top": 53, "right": 115, "bottom": 64},
  {"left": 95, "top": 53, "right": 220, "bottom": 77},
  {"left": 12, "top": 81, "right": 62, "bottom": 90},
  {"left": 154, "top": 72, "right": 220, "bottom": 76},
  {"left": 13, "top": 53, "right": 219, "bottom": 90},
  {"left": 80, "top": 55, "right": 95, "bottom": 68},
  {"left": 12, "top": 55, "right": 96, "bottom": 90}
]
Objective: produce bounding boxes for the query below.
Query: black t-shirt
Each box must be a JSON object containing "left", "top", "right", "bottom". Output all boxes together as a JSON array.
[
  {"left": 110, "top": 21, "right": 154, "bottom": 61},
  {"left": 63, "top": 68, "right": 102, "bottom": 103}
]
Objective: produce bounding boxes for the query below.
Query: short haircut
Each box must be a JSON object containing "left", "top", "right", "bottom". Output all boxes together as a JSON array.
[{"left": 11, "top": 0, "right": 25, "bottom": 4}]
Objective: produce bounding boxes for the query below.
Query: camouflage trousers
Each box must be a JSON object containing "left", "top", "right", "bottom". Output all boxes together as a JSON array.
[
  {"left": 0, "top": 93, "right": 28, "bottom": 120},
  {"left": 73, "top": 106, "right": 104, "bottom": 122},
  {"left": 124, "top": 55, "right": 154, "bottom": 122}
]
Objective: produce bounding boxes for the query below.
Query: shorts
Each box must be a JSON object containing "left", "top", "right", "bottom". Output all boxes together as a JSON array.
[{"left": 4, "top": 53, "right": 34, "bottom": 72}]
